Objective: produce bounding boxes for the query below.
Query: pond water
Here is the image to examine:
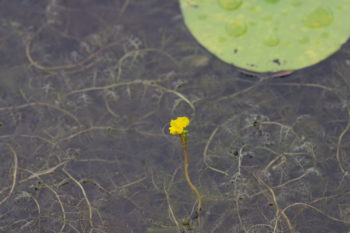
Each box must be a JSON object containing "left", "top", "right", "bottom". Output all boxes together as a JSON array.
[{"left": 0, "top": 0, "right": 350, "bottom": 233}]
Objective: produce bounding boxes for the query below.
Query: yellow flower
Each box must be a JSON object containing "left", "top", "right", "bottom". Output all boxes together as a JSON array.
[{"left": 169, "top": 116, "right": 190, "bottom": 135}]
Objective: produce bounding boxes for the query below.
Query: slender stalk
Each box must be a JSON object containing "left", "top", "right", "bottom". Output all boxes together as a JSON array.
[{"left": 180, "top": 135, "right": 202, "bottom": 217}]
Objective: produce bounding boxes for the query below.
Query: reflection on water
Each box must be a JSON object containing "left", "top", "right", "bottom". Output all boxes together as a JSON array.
[{"left": 0, "top": 0, "right": 350, "bottom": 232}]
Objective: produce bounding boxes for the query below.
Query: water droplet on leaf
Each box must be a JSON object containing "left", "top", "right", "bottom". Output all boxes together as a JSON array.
[
  {"left": 304, "top": 7, "right": 333, "bottom": 28},
  {"left": 225, "top": 21, "right": 247, "bottom": 38},
  {"left": 218, "top": 0, "right": 242, "bottom": 10}
]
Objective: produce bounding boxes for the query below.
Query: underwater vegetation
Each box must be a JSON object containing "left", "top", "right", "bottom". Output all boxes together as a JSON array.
[{"left": 0, "top": 0, "right": 350, "bottom": 233}]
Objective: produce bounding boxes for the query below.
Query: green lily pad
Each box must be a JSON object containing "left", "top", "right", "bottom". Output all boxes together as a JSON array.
[{"left": 179, "top": 0, "right": 350, "bottom": 73}]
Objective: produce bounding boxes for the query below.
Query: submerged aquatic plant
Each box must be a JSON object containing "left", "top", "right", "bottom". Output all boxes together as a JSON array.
[{"left": 169, "top": 116, "right": 202, "bottom": 217}]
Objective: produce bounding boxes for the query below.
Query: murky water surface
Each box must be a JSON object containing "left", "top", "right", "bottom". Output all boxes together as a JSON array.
[{"left": 1, "top": 1, "right": 350, "bottom": 232}]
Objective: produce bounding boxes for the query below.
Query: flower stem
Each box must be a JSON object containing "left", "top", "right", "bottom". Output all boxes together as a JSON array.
[{"left": 180, "top": 135, "right": 202, "bottom": 217}]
